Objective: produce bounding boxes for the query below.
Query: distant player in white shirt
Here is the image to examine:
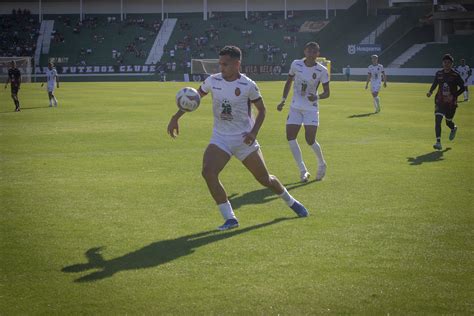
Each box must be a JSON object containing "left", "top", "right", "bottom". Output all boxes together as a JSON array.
[
  {"left": 167, "top": 46, "right": 309, "bottom": 231},
  {"left": 365, "top": 55, "right": 387, "bottom": 113},
  {"left": 41, "top": 62, "right": 59, "bottom": 107},
  {"left": 456, "top": 58, "right": 471, "bottom": 101},
  {"left": 277, "top": 42, "right": 330, "bottom": 182}
]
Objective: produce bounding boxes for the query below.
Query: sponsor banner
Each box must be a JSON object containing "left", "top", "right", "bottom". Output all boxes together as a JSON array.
[
  {"left": 347, "top": 44, "right": 382, "bottom": 55},
  {"left": 34, "top": 65, "right": 158, "bottom": 74},
  {"left": 243, "top": 65, "right": 282, "bottom": 75}
]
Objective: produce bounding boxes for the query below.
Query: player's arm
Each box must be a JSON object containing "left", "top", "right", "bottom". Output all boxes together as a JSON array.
[
  {"left": 167, "top": 109, "right": 186, "bottom": 138},
  {"left": 277, "top": 75, "right": 294, "bottom": 111},
  {"left": 244, "top": 97, "right": 265, "bottom": 145},
  {"left": 365, "top": 73, "right": 371, "bottom": 89},
  {"left": 168, "top": 85, "right": 207, "bottom": 138},
  {"left": 454, "top": 74, "right": 466, "bottom": 97},
  {"left": 427, "top": 75, "right": 438, "bottom": 97},
  {"left": 382, "top": 71, "right": 387, "bottom": 87},
  {"left": 318, "top": 82, "right": 330, "bottom": 100},
  {"left": 56, "top": 73, "right": 59, "bottom": 88},
  {"left": 4, "top": 76, "right": 10, "bottom": 89}
]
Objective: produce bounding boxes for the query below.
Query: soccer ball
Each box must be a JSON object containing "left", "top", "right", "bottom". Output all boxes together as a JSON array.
[{"left": 176, "top": 87, "right": 201, "bottom": 112}]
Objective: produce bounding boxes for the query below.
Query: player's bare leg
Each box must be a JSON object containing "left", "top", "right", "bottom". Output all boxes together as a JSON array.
[
  {"left": 304, "top": 125, "right": 326, "bottom": 181},
  {"left": 286, "top": 124, "right": 309, "bottom": 182},
  {"left": 48, "top": 92, "right": 53, "bottom": 107},
  {"left": 201, "top": 144, "right": 238, "bottom": 230},
  {"left": 242, "top": 149, "right": 309, "bottom": 217},
  {"left": 433, "top": 114, "right": 443, "bottom": 150}
]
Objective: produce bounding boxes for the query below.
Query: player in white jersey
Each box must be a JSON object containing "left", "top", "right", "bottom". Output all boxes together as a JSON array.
[
  {"left": 167, "top": 46, "right": 309, "bottom": 231},
  {"left": 41, "top": 62, "right": 59, "bottom": 107},
  {"left": 456, "top": 58, "right": 471, "bottom": 101},
  {"left": 277, "top": 42, "right": 330, "bottom": 182},
  {"left": 365, "top": 55, "right": 387, "bottom": 113}
]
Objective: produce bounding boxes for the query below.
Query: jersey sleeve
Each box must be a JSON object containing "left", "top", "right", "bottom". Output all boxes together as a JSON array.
[
  {"left": 248, "top": 80, "right": 262, "bottom": 101},
  {"left": 380, "top": 65, "right": 385, "bottom": 73},
  {"left": 199, "top": 76, "right": 212, "bottom": 95},
  {"left": 321, "top": 67, "right": 330, "bottom": 84},
  {"left": 288, "top": 61, "right": 296, "bottom": 77}
]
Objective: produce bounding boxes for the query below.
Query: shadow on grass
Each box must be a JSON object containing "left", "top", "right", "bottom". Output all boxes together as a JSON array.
[
  {"left": 407, "top": 148, "right": 451, "bottom": 165},
  {"left": 62, "top": 217, "right": 294, "bottom": 283},
  {"left": 228, "top": 180, "right": 316, "bottom": 210},
  {"left": 347, "top": 112, "right": 377, "bottom": 118},
  {"left": 0, "top": 106, "right": 45, "bottom": 113}
]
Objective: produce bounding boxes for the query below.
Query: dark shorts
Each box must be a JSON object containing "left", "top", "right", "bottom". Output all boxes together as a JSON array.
[
  {"left": 435, "top": 102, "right": 457, "bottom": 120},
  {"left": 11, "top": 85, "right": 20, "bottom": 95}
]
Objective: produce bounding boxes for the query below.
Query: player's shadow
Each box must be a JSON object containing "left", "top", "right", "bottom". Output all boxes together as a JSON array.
[
  {"left": 62, "top": 217, "right": 291, "bottom": 283},
  {"left": 228, "top": 180, "right": 316, "bottom": 210},
  {"left": 347, "top": 112, "right": 376, "bottom": 118},
  {"left": 407, "top": 148, "right": 451, "bottom": 165}
]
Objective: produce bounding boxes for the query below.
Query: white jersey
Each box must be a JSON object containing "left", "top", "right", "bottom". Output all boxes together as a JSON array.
[
  {"left": 289, "top": 59, "right": 329, "bottom": 111},
  {"left": 368, "top": 64, "right": 384, "bottom": 84},
  {"left": 200, "top": 73, "right": 262, "bottom": 136},
  {"left": 46, "top": 68, "right": 58, "bottom": 85},
  {"left": 456, "top": 65, "right": 471, "bottom": 81}
]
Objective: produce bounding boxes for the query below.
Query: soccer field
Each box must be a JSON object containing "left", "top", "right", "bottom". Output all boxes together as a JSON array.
[{"left": 1, "top": 81, "right": 473, "bottom": 314}]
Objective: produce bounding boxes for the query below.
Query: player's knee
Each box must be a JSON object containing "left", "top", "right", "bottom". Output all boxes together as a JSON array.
[
  {"left": 256, "top": 174, "right": 273, "bottom": 187},
  {"left": 305, "top": 136, "right": 315, "bottom": 146},
  {"left": 201, "top": 166, "right": 218, "bottom": 181}
]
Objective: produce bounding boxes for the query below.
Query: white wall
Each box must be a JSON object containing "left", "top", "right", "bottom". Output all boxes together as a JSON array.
[{"left": 0, "top": 0, "right": 356, "bottom": 15}]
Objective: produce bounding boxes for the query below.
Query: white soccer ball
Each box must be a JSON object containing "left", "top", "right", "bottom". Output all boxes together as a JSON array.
[{"left": 176, "top": 87, "right": 201, "bottom": 112}]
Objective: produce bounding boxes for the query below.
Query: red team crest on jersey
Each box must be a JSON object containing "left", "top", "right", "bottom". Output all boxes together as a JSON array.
[{"left": 235, "top": 88, "right": 241, "bottom": 96}]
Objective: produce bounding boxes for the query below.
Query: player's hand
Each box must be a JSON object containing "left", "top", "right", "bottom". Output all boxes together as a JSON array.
[
  {"left": 57, "top": 84, "right": 59, "bottom": 88},
  {"left": 41, "top": 83, "right": 44, "bottom": 87},
  {"left": 4, "top": 85, "right": 6, "bottom": 89},
  {"left": 426, "top": 92, "right": 432, "bottom": 98},
  {"left": 167, "top": 116, "right": 180, "bottom": 138},
  {"left": 277, "top": 101, "right": 285, "bottom": 112},
  {"left": 365, "top": 85, "right": 368, "bottom": 90},
  {"left": 242, "top": 132, "right": 256, "bottom": 145},
  {"left": 307, "top": 93, "right": 318, "bottom": 102},
  {"left": 384, "top": 82, "right": 387, "bottom": 88}
]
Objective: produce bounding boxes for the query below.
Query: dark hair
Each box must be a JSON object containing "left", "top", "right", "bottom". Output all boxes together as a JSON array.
[
  {"left": 304, "top": 42, "right": 320, "bottom": 50},
  {"left": 219, "top": 46, "right": 241, "bottom": 60},
  {"left": 442, "top": 54, "right": 454, "bottom": 62}
]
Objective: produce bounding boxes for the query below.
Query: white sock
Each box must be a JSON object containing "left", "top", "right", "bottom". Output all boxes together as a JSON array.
[
  {"left": 49, "top": 100, "right": 52, "bottom": 106},
  {"left": 311, "top": 141, "right": 326, "bottom": 165},
  {"left": 464, "top": 91, "right": 468, "bottom": 99},
  {"left": 279, "top": 188, "right": 296, "bottom": 207},
  {"left": 288, "top": 140, "right": 307, "bottom": 172},
  {"left": 218, "top": 201, "right": 236, "bottom": 220},
  {"left": 53, "top": 96, "right": 58, "bottom": 105},
  {"left": 376, "top": 96, "right": 380, "bottom": 107}
]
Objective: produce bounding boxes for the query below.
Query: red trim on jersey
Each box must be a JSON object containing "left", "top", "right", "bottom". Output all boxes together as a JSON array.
[{"left": 198, "top": 87, "right": 208, "bottom": 96}]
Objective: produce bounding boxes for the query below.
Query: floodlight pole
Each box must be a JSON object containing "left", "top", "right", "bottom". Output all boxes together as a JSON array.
[
  {"left": 326, "top": 0, "right": 329, "bottom": 19},
  {"left": 120, "top": 0, "right": 123, "bottom": 22},
  {"left": 203, "top": 0, "right": 208, "bottom": 21},
  {"left": 284, "top": 0, "right": 287, "bottom": 20},
  {"left": 161, "top": 0, "right": 164, "bottom": 21},
  {"left": 79, "top": 0, "right": 83, "bottom": 22},
  {"left": 245, "top": 0, "right": 248, "bottom": 20},
  {"left": 39, "top": 0, "right": 42, "bottom": 22}
]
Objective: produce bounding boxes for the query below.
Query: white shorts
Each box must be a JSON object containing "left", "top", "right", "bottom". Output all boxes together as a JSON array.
[
  {"left": 209, "top": 132, "right": 260, "bottom": 161},
  {"left": 371, "top": 82, "right": 381, "bottom": 93},
  {"left": 47, "top": 83, "right": 55, "bottom": 92},
  {"left": 286, "top": 107, "right": 319, "bottom": 126}
]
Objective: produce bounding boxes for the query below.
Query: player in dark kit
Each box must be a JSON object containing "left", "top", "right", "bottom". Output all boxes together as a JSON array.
[
  {"left": 4, "top": 61, "right": 22, "bottom": 112},
  {"left": 427, "top": 54, "right": 465, "bottom": 150}
]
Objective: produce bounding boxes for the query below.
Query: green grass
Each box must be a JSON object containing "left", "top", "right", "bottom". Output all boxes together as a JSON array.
[{"left": 1, "top": 81, "right": 473, "bottom": 314}]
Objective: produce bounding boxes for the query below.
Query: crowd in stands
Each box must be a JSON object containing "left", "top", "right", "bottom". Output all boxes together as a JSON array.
[
  {"left": 0, "top": 9, "right": 39, "bottom": 57},
  {"left": 50, "top": 15, "right": 162, "bottom": 66}
]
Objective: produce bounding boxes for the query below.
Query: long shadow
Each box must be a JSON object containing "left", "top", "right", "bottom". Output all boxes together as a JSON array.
[
  {"left": 62, "top": 217, "right": 292, "bottom": 283},
  {"left": 407, "top": 148, "right": 451, "bottom": 165},
  {"left": 0, "top": 106, "right": 44, "bottom": 114},
  {"left": 228, "top": 180, "right": 316, "bottom": 210},
  {"left": 347, "top": 112, "right": 377, "bottom": 118}
]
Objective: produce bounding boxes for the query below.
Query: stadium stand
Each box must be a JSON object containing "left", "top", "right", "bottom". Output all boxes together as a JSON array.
[
  {"left": 43, "top": 14, "right": 162, "bottom": 67},
  {"left": 0, "top": 9, "right": 39, "bottom": 57}
]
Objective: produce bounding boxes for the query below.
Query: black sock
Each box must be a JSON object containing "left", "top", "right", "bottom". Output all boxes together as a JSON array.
[
  {"left": 435, "top": 115, "right": 442, "bottom": 140},
  {"left": 446, "top": 120, "right": 455, "bottom": 130}
]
